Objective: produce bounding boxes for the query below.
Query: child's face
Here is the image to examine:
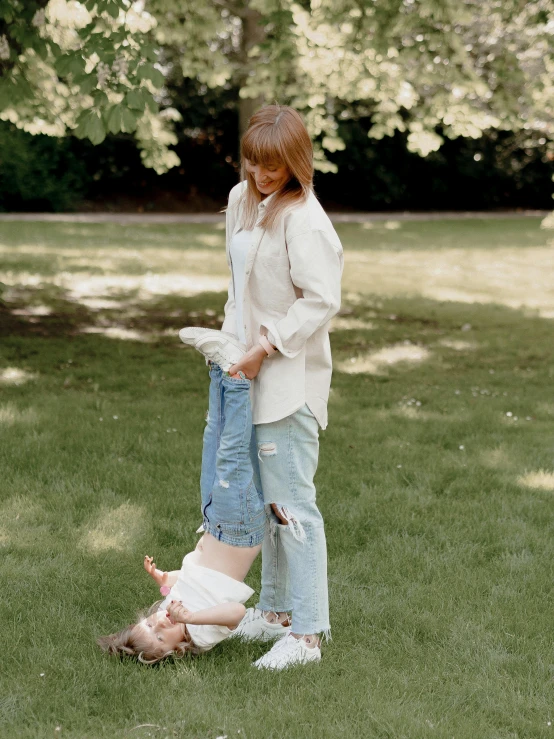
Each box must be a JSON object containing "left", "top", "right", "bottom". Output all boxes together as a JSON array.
[{"left": 138, "top": 610, "right": 186, "bottom": 652}]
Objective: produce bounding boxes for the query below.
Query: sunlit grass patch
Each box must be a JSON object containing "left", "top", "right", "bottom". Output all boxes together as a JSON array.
[
  {"left": 81, "top": 502, "right": 149, "bottom": 553},
  {"left": 437, "top": 338, "right": 477, "bottom": 351},
  {"left": 329, "top": 315, "right": 375, "bottom": 331},
  {"left": 0, "top": 367, "right": 37, "bottom": 385},
  {"left": 336, "top": 343, "right": 431, "bottom": 374},
  {"left": 384, "top": 405, "right": 455, "bottom": 422},
  {"left": 336, "top": 218, "right": 554, "bottom": 317},
  {"left": 517, "top": 470, "right": 554, "bottom": 491},
  {"left": 11, "top": 304, "right": 52, "bottom": 317},
  {"left": 480, "top": 447, "right": 513, "bottom": 470},
  {"left": 81, "top": 326, "right": 153, "bottom": 342},
  {"left": 0, "top": 403, "right": 38, "bottom": 426}
]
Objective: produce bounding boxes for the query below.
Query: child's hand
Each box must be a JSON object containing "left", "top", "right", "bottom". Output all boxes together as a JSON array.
[
  {"left": 143, "top": 555, "right": 168, "bottom": 588},
  {"left": 167, "top": 600, "right": 193, "bottom": 625}
]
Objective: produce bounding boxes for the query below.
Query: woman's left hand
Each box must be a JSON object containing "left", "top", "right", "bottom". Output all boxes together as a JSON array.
[{"left": 229, "top": 344, "right": 267, "bottom": 379}]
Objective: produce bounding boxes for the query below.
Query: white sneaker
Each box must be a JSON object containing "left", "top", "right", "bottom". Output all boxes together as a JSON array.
[
  {"left": 231, "top": 608, "right": 291, "bottom": 642},
  {"left": 253, "top": 633, "right": 321, "bottom": 670},
  {"left": 178, "top": 327, "right": 245, "bottom": 372}
]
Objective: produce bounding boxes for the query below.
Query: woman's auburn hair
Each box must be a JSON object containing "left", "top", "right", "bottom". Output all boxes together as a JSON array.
[
  {"left": 97, "top": 602, "right": 202, "bottom": 665},
  {"left": 239, "top": 105, "right": 314, "bottom": 231}
]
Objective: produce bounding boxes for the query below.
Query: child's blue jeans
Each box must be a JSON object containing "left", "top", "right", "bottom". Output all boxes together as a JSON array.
[{"left": 200, "top": 363, "right": 265, "bottom": 547}]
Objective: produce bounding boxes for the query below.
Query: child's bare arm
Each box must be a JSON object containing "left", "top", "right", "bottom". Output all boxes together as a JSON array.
[
  {"left": 143, "top": 556, "right": 179, "bottom": 588},
  {"left": 167, "top": 600, "right": 246, "bottom": 630}
]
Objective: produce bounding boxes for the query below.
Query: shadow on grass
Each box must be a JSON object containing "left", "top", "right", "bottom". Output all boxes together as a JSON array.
[{"left": 0, "top": 289, "right": 228, "bottom": 339}]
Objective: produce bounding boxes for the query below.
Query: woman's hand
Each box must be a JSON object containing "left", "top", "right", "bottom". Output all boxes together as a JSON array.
[
  {"left": 229, "top": 344, "right": 267, "bottom": 379},
  {"left": 167, "top": 600, "right": 194, "bottom": 625},
  {"left": 143, "top": 555, "right": 168, "bottom": 588}
]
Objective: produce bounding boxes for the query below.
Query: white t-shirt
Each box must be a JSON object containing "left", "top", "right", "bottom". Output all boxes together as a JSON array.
[
  {"left": 158, "top": 550, "right": 254, "bottom": 652},
  {"left": 229, "top": 228, "right": 253, "bottom": 345}
]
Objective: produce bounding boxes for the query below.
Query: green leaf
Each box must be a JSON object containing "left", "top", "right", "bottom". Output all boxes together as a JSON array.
[
  {"left": 55, "top": 55, "right": 72, "bottom": 77},
  {"left": 85, "top": 112, "right": 107, "bottom": 145},
  {"left": 78, "top": 22, "right": 97, "bottom": 40},
  {"left": 82, "top": 77, "right": 99, "bottom": 96},
  {"left": 75, "top": 109, "right": 90, "bottom": 126},
  {"left": 0, "top": 80, "right": 14, "bottom": 112},
  {"left": 120, "top": 106, "right": 138, "bottom": 133},
  {"left": 105, "top": 1, "right": 120, "bottom": 19},
  {"left": 125, "top": 89, "right": 146, "bottom": 111},
  {"left": 137, "top": 64, "right": 165, "bottom": 87},
  {"left": 92, "top": 90, "right": 109, "bottom": 107},
  {"left": 35, "top": 41, "right": 49, "bottom": 61},
  {"left": 73, "top": 121, "right": 88, "bottom": 140},
  {"left": 78, "top": 75, "right": 98, "bottom": 96},
  {"left": 55, "top": 53, "right": 85, "bottom": 78},
  {"left": 47, "top": 40, "right": 62, "bottom": 58},
  {"left": 11, "top": 76, "right": 33, "bottom": 103},
  {"left": 105, "top": 104, "right": 123, "bottom": 134},
  {"left": 142, "top": 44, "right": 159, "bottom": 63},
  {"left": 146, "top": 96, "right": 158, "bottom": 114}
]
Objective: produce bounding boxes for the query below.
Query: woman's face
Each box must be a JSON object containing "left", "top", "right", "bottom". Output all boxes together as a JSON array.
[{"left": 245, "top": 160, "right": 291, "bottom": 198}]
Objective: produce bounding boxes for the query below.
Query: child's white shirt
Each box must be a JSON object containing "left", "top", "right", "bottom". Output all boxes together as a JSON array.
[{"left": 158, "top": 550, "right": 254, "bottom": 651}]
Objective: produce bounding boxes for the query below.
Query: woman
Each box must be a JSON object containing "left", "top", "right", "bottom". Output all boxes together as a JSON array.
[{"left": 184, "top": 105, "right": 343, "bottom": 669}]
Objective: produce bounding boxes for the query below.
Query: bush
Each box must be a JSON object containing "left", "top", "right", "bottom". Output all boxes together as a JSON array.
[{"left": 0, "top": 122, "right": 89, "bottom": 212}]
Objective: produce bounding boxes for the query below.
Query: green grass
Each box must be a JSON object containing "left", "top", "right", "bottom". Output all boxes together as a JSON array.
[{"left": 1, "top": 218, "right": 554, "bottom": 738}]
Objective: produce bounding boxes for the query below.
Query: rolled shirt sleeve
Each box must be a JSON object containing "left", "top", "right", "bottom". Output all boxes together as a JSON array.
[{"left": 262, "top": 228, "right": 343, "bottom": 359}]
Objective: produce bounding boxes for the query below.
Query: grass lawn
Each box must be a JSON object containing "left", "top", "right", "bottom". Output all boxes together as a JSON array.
[{"left": 1, "top": 217, "right": 554, "bottom": 738}]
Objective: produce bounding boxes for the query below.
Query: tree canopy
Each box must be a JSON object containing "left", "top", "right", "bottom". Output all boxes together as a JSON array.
[
  {"left": 0, "top": 0, "right": 178, "bottom": 172},
  {"left": 1, "top": 0, "right": 553, "bottom": 175}
]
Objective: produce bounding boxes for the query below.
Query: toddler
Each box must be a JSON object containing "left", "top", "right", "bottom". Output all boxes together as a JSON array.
[{"left": 98, "top": 332, "right": 272, "bottom": 663}]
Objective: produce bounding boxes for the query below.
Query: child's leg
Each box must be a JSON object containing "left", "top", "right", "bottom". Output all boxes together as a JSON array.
[
  {"left": 202, "top": 370, "right": 265, "bottom": 547},
  {"left": 199, "top": 363, "right": 224, "bottom": 518}
]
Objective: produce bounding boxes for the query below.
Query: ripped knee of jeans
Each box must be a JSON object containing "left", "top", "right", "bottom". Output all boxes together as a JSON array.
[
  {"left": 258, "top": 441, "right": 277, "bottom": 461},
  {"left": 269, "top": 503, "right": 306, "bottom": 543}
]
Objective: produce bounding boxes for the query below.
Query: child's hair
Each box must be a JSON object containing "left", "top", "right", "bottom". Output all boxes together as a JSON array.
[
  {"left": 239, "top": 104, "right": 314, "bottom": 232},
  {"left": 97, "top": 602, "right": 202, "bottom": 664}
]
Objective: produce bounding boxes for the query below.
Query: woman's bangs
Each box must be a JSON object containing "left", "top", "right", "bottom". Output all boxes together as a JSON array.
[{"left": 242, "top": 126, "right": 286, "bottom": 168}]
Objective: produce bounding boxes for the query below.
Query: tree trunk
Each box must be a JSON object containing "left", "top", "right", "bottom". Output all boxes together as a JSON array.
[
  {"left": 237, "top": 7, "right": 265, "bottom": 138},
  {"left": 239, "top": 95, "right": 264, "bottom": 138}
]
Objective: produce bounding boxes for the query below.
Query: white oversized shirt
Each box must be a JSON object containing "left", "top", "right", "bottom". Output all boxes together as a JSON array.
[
  {"left": 159, "top": 550, "right": 254, "bottom": 652},
  {"left": 221, "top": 181, "right": 344, "bottom": 429},
  {"left": 229, "top": 228, "right": 254, "bottom": 345}
]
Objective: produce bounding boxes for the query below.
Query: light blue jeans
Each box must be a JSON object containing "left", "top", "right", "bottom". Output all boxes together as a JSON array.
[
  {"left": 200, "top": 364, "right": 265, "bottom": 547},
  {"left": 253, "top": 405, "right": 330, "bottom": 636}
]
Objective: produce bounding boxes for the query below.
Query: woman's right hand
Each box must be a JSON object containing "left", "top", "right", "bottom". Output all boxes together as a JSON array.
[{"left": 229, "top": 343, "right": 267, "bottom": 379}]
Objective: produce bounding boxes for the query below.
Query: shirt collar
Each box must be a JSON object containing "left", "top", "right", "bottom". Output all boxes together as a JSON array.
[{"left": 257, "top": 192, "right": 276, "bottom": 211}]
